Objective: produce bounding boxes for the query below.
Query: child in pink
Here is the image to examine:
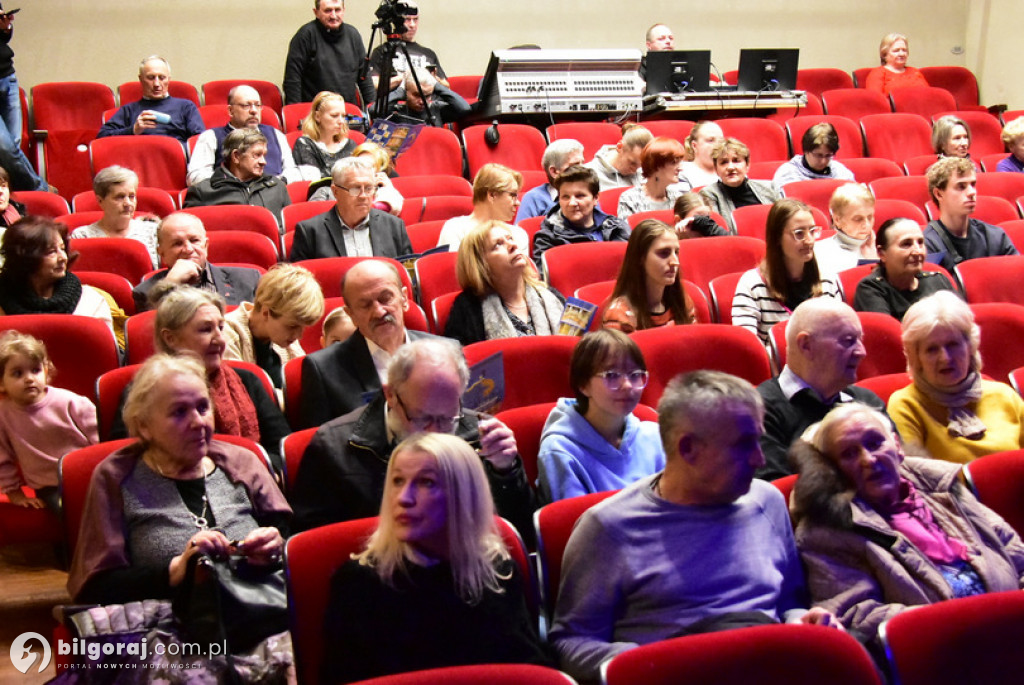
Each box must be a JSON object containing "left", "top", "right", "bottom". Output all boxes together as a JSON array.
[{"left": 0, "top": 331, "right": 98, "bottom": 512}]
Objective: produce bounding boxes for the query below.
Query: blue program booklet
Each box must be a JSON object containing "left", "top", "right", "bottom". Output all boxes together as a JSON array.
[{"left": 464, "top": 351, "right": 505, "bottom": 414}]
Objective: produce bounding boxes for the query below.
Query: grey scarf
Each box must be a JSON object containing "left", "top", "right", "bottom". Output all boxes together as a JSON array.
[
  {"left": 481, "top": 284, "right": 562, "bottom": 340},
  {"left": 915, "top": 369, "right": 987, "bottom": 440}
]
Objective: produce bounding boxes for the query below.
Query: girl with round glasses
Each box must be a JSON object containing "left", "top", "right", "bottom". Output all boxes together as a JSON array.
[{"left": 537, "top": 330, "right": 665, "bottom": 503}]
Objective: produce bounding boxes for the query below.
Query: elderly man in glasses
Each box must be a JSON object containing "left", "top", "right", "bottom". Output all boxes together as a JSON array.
[
  {"left": 291, "top": 337, "right": 533, "bottom": 538},
  {"left": 289, "top": 156, "right": 412, "bottom": 261}
]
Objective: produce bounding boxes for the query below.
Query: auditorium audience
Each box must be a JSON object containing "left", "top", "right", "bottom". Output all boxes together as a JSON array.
[
  {"left": 678, "top": 121, "right": 723, "bottom": 188},
  {"left": 0, "top": 331, "right": 98, "bottom": 513},
  {"left": 700, "top": 138, "right": 780, "bottom": 234},
  {"left": 291, "top": 338, "right": 533, "bottom": 537},
  {"left": 923, "top": 157, "right": 1017, "bottom": 271},
  {"left": 755, "top": 298, "right": 884, "bottom": 481},
  {"left": 864, "top": 33, "right": 928, "bottom": 95},
  {"left": 616, "top": 137, "right": 692, "bottom": 219},
  {"left": 551, "top": 370, "right": 841, "bottom": 682},
  {"left": 352, "top": 141, "right": 403, "bottom": 216},
  {"left": 888, "top": 291, "right": 1024, "bottom": 463},
  {"left": 772, "top": 123, "right": 855, "bottom": 187},
  {"left": 183, "top": 128, "right": 291, "bottom": 221},
  {"left": 583, "top": 123, "right": 651, "bottom": 192},
  {"left": 322, "top": 432, "right": 551, "bottom": 683},
  {"left": 537, "top": 329, "right": 664, "bottom": 503},
  {"left": 68, "top": 353, "right": 292, "bottom": 677},
  {"left": 111, "top": 286, "right": 291, "bottom": 472},
  {"left": 437, "top": 163, "right": 529, "bottom": 253},
  {"left": 854, "top": 218, "right": 956, "bottom": 321},
  {"left": 933, "top": 115, "right": 972, "bottom": 159},
  {"left": 792, "top": 402, "right": 1024, "bottom": 642},
  {"left": 444, "top": 222, "right": 564, "bottom": 346},
  {"left": 732, "top": 199, "right": 840, "bottom": 346},
  {"left": 814, "top": 183, "right": 877, "bottom": 275},
  {"left": 70, "top": 165, "right": 159, "bottom": 269},
  {"left": 602, "top": 219, "right": 695, "bottom": 332}
]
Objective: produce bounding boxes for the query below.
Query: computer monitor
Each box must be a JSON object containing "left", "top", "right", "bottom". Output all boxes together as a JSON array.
[
  {"left": 644, "top": 50, "right": 712, "bottom": 94},
  {"left": 736, "top": 49, "right": 799, "bottom": 91}
]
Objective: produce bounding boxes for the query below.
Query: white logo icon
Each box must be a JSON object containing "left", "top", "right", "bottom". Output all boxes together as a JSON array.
[{"left": 10, "top": 632, "right": 51, "bottom": 674}]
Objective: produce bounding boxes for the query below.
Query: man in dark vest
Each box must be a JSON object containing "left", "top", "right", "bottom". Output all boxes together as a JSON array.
[{"left": 186, "top": 84, "right": 300, "bottom": 186}]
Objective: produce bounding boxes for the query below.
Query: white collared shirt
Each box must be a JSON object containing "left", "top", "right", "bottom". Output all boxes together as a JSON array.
[
  {"left": 365, "top": 329, "right": 411, "bottom": 384},
  {"left": 339, "top": 210, "right": 373, "bottom": 257}
]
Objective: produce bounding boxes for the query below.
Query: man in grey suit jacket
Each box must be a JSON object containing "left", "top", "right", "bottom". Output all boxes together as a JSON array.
[
  {"left": 288, "top": 156, "right": 412, "bottom": 262},
  {"left": 132, "top": 212, "right": 260, "bottom": 311},
  {"left": 298, "top": 259, "right": 445, "bottom": 428}
]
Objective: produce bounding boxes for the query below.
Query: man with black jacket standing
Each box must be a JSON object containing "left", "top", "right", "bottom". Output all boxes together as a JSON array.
[{"left": 283, "top": 0, "right": 376, "bottom": 107}]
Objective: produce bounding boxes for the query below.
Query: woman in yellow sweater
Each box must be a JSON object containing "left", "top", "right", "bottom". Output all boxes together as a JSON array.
[{"left": 888, "top": 291, "right": 1024, "bottom": 463}]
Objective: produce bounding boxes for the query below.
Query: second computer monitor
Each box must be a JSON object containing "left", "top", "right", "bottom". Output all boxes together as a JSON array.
[
  {"left": 736, "top": 48, "right": 799, "bottom": 91},
  {"left": 645, "top": 50, "right": 712, "bottom": 94}
]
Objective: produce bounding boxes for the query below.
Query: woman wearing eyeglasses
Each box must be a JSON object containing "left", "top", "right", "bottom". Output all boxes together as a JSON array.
[
  {"left": 732, "top": 198, "right": 841, "bottom": 347},
  {"left": 537, "top": 330, "right": 664, "bottom": 504}
]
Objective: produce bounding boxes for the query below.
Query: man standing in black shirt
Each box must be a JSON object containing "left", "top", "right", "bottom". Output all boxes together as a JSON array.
[{"left": 283, "top": 0, "right": 377, "bottom": 107}]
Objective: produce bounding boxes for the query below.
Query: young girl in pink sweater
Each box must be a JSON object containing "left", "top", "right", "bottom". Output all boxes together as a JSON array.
[{"left": 0, "top": 331, "right": 98, "bottom": 512}]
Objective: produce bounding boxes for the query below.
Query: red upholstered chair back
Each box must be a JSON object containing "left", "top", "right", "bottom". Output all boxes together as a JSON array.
[
  {"left": 462, "top": 336, "right": 577, "bottom": 412},
  {"left": 853, "top": 372, "right": 912, "bottom": 404},
  {"left": 880, "top": 591, "right": 1024, "bottom": 685},
  {"left": 350, "top": 664, "right": 576, "bottom": 684},
  {"left": 785, "top": 115, "right": 864, "bottom": 159},
  {"left": 633, "top": 324, "right": 772, "bottom": 407},
  {"left": 604, "top": 624, "right": 882, "bottom": 685},
  {"left": 534, "top": 490, "right": 618, "bottom": 618},
  {"left": 969, "top": 302, "right": 1024, "bottom": 384},
  {"left": 280, "top": 427, "right": 317, "bottom": 497},
  {"left": 964, "top": 449, "right": 1024, "bottom": 539},
  {"left": 677, "top": 236, "right": 765, "bottom": 295}
]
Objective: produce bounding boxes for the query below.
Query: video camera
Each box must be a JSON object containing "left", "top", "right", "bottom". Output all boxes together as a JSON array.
[{"left": 373, "top": 0, "right": 417, "bottom": 36}]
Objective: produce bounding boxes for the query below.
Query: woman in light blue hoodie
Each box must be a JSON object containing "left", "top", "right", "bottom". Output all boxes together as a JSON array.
[{"left": 538, "top": 329, "right": 665, "bottom": 503}]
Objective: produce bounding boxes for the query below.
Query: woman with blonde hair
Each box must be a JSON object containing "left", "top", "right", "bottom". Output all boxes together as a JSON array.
[
  {"left": 322, "top": 432, "right": 551, "bottom": 683},
  {"left": 352, "top": 140, "right": 404, "bottom": 215},
  {"left": 437, "top": 163, "right": 529, "bottom": 253},
  {"left": 223, "top": 263, "right": 325, "bottom": 390},
  {"left": 864, "top": 33, "right": 928, "bottom": 95},
  {"left": 293, "top": 91, "right": 356, "bottom": 180},
  {"left": 445, "top": 221, "right": 564, "bottom": 345},
  {"left": 932, "top": 115, "right": 978, "bottom": 168},
  {"left": 888, "top": 291, "right": 1024, "bottom": 463},
  {"left": 700, "top": 138, "right": 781, "bottom": 234},
  {"left": 814, "top": 183, "right": 878, "bottom": 275},
  {"left": 997, "top": 117, "right": 1024, "bottom": 173}
]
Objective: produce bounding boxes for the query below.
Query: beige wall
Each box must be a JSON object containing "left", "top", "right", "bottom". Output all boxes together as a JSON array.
[{"left": 12, "top": 0, "right": 1016, "bottom": 110}]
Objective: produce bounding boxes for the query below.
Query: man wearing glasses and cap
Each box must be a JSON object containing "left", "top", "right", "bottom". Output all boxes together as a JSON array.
[
  {"left": 288, "top": 156, "right": 411, "bottom": 261},
  {"left": 291, "top": 337, "right": 533, "bottom": 539}
]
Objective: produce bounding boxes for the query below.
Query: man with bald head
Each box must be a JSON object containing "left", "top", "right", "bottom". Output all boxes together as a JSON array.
[
  {"left": 639, "top": 23, "right": 675, "bottom": 81},
  {"left": 291, "top": 337, "right": 532, "bottom": 536},
  {"left": 756, "top": 298, "right": 887, "bottom": 480},
  {"left": 98, "top": 55, "right": 204, "bottom": 143},
  {"left": 132, "top": 212, "right": 260, "bottom": 311},
  {"left": 187, "top": 84, "right": 300, "bottom": 186},
  {"left": 297, "top": 259, "right": 442, "bottom": 428}
]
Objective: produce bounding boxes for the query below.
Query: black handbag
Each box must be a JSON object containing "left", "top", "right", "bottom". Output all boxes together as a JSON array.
[{"left": 173, "top": 553, "right": 288, "bottom": 654}]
